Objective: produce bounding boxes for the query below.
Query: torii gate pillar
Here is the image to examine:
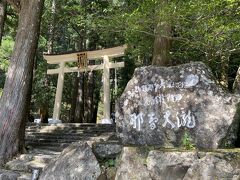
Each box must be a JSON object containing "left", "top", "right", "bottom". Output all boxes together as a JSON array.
[
  {"left": 103, "top": 55, "right": 110, "bottom": 120},
  {"left": 53, "top": 62, "right": 65, "bottom": 120}
]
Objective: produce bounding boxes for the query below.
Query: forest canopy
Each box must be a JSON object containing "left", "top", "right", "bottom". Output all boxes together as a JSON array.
[{"left": 0, "top": 0, "right": 239, "bottom": 122}]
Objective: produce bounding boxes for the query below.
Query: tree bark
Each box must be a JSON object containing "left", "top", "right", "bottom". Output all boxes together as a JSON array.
[
  {"left": 233, "top": 66, "right": 240, "bottom": 94},
  {"left": 92, "top": 74, "right": 100, "bottom": 124},
  {"left": 47, "top": 0, "right": 56, "bottom": 54},
  {"left": 70, "top": 74, "right": 78, "bottom": 123},
  {"left": 18, "top": 63, "right": 34, "bottom": 153},
  {"left": 152, "top": 22, "right": 171, "bottom": 66},
  {"left": 152, "top": 0, "right": 171, "bottom": 66},
  {"left": 84, "top": 72, "right": 94, "bottom": 123},
  {"left": 75, "top": 73, "right": 84, "bottom": 123},
  {"left": 0, "top": 0, "right": 7, "bottom": 45},
  {"left": 220, "top": 53, "right": 230, "bottom": 89},
  {"left": 40, "top": 104, "right": 49, "bottom": 123},
  {"left": 6, "top": 0, "right": 20, "bottom": 12},
  {"left": 0, "top": 0, "right": 44, "bottom": 165}
]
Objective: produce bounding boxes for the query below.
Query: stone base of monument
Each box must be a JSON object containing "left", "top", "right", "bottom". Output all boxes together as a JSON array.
[
  {"left": 116, "top": 62, "right": 240, "bottom": 149},
  {"left": 48, "top": 118, "right": 62, "bottom": 124},
  {"left": 99, "top": 118, "right": 113, "bottom": 124},
  {"left": 33, "top": 118, "right": 41, "bottom": 124},
  {"left": 33, "top": 118, "right": 62, "bottom": 124}
]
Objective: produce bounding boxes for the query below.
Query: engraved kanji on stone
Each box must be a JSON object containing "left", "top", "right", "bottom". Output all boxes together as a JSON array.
[
  {"left": 162, "top": 110, "right": 176, "bottom": 129},
  {"left": 177, "top": 110, "right": 196, "bottom": 128},
  {"left": 148, "top": 112, "right": 159, "bottom": 130},
  {"left": 130, "top": 113, "right": 144, "bottom": 131}
]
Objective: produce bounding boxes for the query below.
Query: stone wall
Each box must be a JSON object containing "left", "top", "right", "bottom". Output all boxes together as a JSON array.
[{"left": 115, "top": 147, "right": 240, "bottom": 180}]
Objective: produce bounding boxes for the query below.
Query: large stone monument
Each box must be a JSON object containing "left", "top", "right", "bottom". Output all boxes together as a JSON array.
[{"left": 116, "top": 62, "right": 240, "bottom": 149}]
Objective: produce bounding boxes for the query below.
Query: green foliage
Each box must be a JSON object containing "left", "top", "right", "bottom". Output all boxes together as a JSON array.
[
  {"left": 182, "top": 132, "right": 195, "bottom": 150},
  {"left": 122, "top": 0, "right": 239, "bottom": 87},
  {"left": 0, "top": 36, "right": 14, "bottom": 70},
  {"left": 105, "top": 158, "right": 116, "bottom": 167},
  {"left": 2, "top": 0, "right": 239, "bottom": 120},
  {"left": 38, "top": 0, "right": 240, "bottom": 119},
  {"left": 36, "top": 0, "right": 129, "bottom": 119},
  {"left": 99, "top": 157, "right": 117, "bottom": 168},
  {"left": 31, "top": 56, "right": 56, "bottom": 117},
  {"left": 0, "top": 36, "right": 14, "bottom": 97}
]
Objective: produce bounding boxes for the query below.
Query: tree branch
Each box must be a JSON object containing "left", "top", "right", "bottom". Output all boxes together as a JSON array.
[{"left": 6, "top": 0, "right": 20, "bottom": 13}]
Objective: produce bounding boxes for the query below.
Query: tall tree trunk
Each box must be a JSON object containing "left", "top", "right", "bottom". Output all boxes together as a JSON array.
[
  {"left": 152, "top": 0, "right": 171, "bottom": 66},
  {"left": 70, "top": 37, "right": 84, "bottom": 123},
  {"left": 70, "top": 74, "right": 78, "bottom": 123},
  {"left": 220, "top": 53, "right": 230, "bottom": 89},
  {"left": 18, "top": 63, "right": 34, "bottom": 153},
  {"left": 47, "top": 0, "right": 56, "bottom": 54},
  {"left": 152, "top": 22, "right": 171, "bottom": 66},
  {"left": 75, "top": 72, "right": 84, "bottom": 123},
  {"left": 92, "top": 74, "right": 101, "bottom": 124},
  {"left": 0, "top": 0, "right": 6, "bottom": 45},
  {"left": 84, "top": 72, "right": 94, "bottom": 123},
  {"left": 0, "top": 0, "right": 44, "bottom": 166},
  {"left": 233, "top": 66, "right": 240, "bottom": 94}
]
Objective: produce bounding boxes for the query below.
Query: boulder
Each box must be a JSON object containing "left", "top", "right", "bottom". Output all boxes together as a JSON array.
[
  {"left": 114, "top": 147, "right": 240, "bottom": 180},
  {"left": 147, "top": 151, "right": 198, "bottom": 180},
  {"left": 115, "top": 147, "right": 151, "bottom": 180},
  {"left": 116, "top": 62, "right": 240, "bottom": 149},
  {"left": 92, "top": 142, "right": 122, "bottom": 159},
  {"left": 0, "top": 170, "right": 20, "bottom": 180},
  {"left": 183, "top": 152, "right": 240, "bottom": 180},
  {"left": 146, "top": 149, "right": 240, "bottom": 180},
  {"left": 39, "top": 142, "right": 101, "bottom": 180}
]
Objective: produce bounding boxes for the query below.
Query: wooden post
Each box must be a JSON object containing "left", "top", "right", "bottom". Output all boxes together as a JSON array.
[
  {"left": 103, "top": 55, "right": 110, "bottom": 120},
  {"left": 53, "top": 62, "right": 65, "bottom": 120}
]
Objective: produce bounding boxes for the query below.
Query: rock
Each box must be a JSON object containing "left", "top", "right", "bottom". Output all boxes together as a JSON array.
[
  {"left": 39, "top": 142, "right": 101, "bottom": 180},
  {"left": 147, "top": 151, "right": 199, "bottom": 180},
  {"left": 145, "top": 149, "right": 240, "bottom": 180},
  {"left": 17, "top": 173, "right": 32, "bottom": 180},
  {"left": 92, "top": 142, "right": 122, "bottom": 159},
  {"left": 6, "top": 158, "right": 48, "bottom": 173},
  {"left": 115, "top": 147, "right": 151, "bottom": 180},
  {"left": 183, "top": 153, "right": 240, "bottom": 180},
  {"left": 233, "top": 66, "right": 240, "bottom": 94},
  {"left": 114, "top": 147, "right": 240, "bottom": 180},
  {"left": 116, "top": 62, "right": 240, "bottom": 149},
  {"left": 0, "top": 169, "right": 20, "bottom": 180}
]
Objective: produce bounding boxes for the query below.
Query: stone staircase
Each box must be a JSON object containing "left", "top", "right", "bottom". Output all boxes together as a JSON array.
[{"left": 1, "top": 123, "right": 116, "bottom": 180}]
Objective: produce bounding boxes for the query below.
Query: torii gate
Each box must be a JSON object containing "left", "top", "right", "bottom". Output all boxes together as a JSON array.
[{"left": 43, "top": 45, "right": 127, "bottom": 121}]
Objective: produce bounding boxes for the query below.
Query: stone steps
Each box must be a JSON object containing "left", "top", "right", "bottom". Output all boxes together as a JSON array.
[
  {"left": 25, "top": 123, "right": 115, "bottom": 148},
  {"left": 0, "top": 123, "right": 116, "bottom": 180},
  {"left": 25, "top": 131, "right": 109, "bottom": 137},
  {"left": 26, "top": 128, "right": 113, "bottom": 131},
  {"left": 26, "top": 142, "right": 71, "bottom": 150},
  {"left": 25, "top": 133, "right": 102, "bottom": 140},
  {"left": 25, "top": 123, "right": 114, "bottom": 130}
]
